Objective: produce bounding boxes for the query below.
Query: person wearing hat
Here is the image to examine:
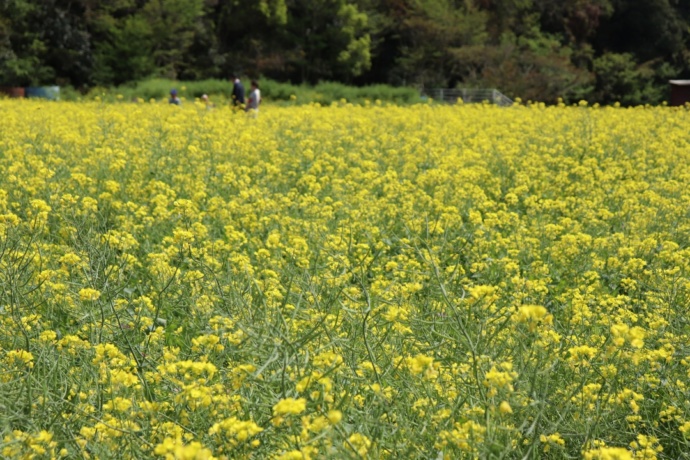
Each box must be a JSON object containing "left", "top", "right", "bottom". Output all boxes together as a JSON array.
[{"left": 169, "top": 89, "right": 181, "bottom": 105}]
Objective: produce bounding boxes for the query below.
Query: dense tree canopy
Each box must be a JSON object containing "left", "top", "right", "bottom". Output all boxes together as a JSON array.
[{"left": 1, "top": 0, "right": 689, "bottom": 103}]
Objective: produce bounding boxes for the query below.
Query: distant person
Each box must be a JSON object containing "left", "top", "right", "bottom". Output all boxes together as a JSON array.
[
  {"left": 246, "top": 80, "right": 261, "bottom": 115},
  {"left": 201, "top": 94, "right": 214, "bottom": 109},
  {"left": 231, "top": 75, "right": 245, "bottom": 107},
  {"left": 169, "top": 89, "right": 181, "bottom": 105}
]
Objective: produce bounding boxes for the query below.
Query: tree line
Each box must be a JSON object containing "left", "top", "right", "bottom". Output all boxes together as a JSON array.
[{"left": 1, "top": 0, "right": 689, "bottom": 104}]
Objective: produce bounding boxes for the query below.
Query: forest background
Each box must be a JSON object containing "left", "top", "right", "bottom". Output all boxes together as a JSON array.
[{"left": 1, "top": 0, "right": 689, "bottom": 105}]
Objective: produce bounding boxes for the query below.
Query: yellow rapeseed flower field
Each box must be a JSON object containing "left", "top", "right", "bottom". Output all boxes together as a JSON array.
[{"left": 1, "top": 99, "right": 690, "bottom": 459}]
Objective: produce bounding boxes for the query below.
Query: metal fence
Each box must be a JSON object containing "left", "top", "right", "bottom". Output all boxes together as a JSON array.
[{"left": 424, "top": 88, "right": 513, "bottom": 107}]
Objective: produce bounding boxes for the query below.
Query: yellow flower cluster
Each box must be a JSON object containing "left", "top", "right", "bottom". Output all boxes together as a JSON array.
[
  {"left": 2, "top": 430, "right": 64, "bottom": 458},
  {"left": 1, "top": 99, "right": 690, "bottom": 458}
]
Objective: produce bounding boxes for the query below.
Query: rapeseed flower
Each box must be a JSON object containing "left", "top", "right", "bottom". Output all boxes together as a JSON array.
[
  {"left": 274, "top": 397, "right": 307, "bottom": 416},
  {"left": 583, "top": 446, "right": 633, "bottom": 460},
  {"left": 2, "top": 99, "right": 690, "bottom": 458}
]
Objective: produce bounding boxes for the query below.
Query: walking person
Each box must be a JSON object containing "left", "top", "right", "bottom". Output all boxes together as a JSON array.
[
  {"left": 231, "top": 74, "right": 245, "bottom": 108},
  {"left": 246, "top": 80, "right": 261, "bottom": 117}
]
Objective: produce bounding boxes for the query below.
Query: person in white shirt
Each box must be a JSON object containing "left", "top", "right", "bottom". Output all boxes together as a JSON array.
[{"left": 246, "top": 80, "right": 261, "bottom": 115}]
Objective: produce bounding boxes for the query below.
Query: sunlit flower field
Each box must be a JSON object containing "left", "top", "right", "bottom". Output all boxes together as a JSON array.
[{"left": 1, "top": 99, "right": 690, "bottom": 459}]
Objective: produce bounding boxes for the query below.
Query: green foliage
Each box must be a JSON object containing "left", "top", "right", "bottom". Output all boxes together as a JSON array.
[
  {"left": 140, "top": 0, "right": 205, "bottom": 77},
  {"left": 92, "top": 15, "right": 156, "bottom": 85},
  {"left": 591, "top": 52, "right": 668, "bottom": 105},
  {"left": 0, "top": 46, "right": 55, "bottom": 87},
  {"left": 258, "top": 0, "right": 289, "bottom": 25},
  {"left": 395, "top": 0, "right": 490, "bottom": 87},
  {"left": 284, "top": 0, "right": 372, "bottom": 82},
  {"left": 336, "top": 5, "right": 372, "bottom": 77},
  {"left": 0, "top": 0, "right": 54, "bottom": 86},
  {"left": 100, "top": 78, "right": 234, "bottom": 101},
  {"left": 453, "top": 30, "right": 593, "bottom": 102},
  {"left": 1, "top": 0, "right": 690, "bottom": 104},
  {"left": 72, "top": 77, "right": 420, "bottom": 105},
  {"left": 308, "top": 81, "right": 420, "bottom": 104}
]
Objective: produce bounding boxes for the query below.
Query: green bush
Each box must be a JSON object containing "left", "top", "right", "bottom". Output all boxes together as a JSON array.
[{"left": 63, "top": 77, "right": 420, "bottom": 105}]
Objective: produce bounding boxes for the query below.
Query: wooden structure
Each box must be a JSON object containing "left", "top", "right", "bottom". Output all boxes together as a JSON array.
[
  {"left": 669, "top": 80, "right": 690, "bottom": 106},
  {"left": 0, "top": 87, "right": 25, "bottom": 98}
]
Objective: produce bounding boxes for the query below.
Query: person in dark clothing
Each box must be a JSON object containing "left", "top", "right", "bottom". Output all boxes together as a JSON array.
[{"left": 231, "top": 75, "right": 245, "bottom": 106}]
